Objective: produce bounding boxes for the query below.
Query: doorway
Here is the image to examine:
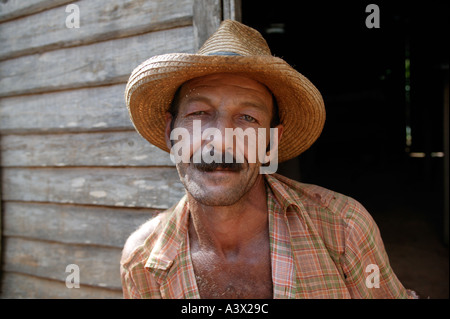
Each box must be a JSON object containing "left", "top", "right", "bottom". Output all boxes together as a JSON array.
[{"left": 242, "top": 0, "right": 449, "bottom": 298}]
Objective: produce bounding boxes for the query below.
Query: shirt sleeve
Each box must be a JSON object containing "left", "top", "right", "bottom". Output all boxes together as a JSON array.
[
  {"left": 120, "top": 263, "right": 143, "bottom": 299},
  {"left": 120, "top": 259, "right": 164, "bottom": 299},
  {"left": 340, "top": 198, "right": 414, "bottom": 299}
]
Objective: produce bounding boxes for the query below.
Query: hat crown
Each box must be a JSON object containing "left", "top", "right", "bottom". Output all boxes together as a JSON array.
[{"left": 197, "top": 20, "right": 272, "bottom": 56}]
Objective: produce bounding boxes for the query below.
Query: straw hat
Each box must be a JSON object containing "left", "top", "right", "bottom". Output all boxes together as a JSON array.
[{"left": 125, "top": 19, "right": 325, "bottom": 163}]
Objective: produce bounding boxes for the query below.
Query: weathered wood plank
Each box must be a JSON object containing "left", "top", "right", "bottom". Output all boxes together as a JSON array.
[
  {"left": 2, "top": 201, "right": 155, "bottom": 248},
  {"left": 0, "top": 0, "right": 193, "bottom": 60},
  {"left": 0, "top": 25, "right": 195, "bottom": 97},
  {"left": 0, "top": 271, "right": 122, "bottom": 299},
  {"left": 193, "top": 0, "right": 222, "bottom": 50},
  {"left": 0, "top": 0, "right": 73, "bottom": 22},
  {"left": 2, "top": 167, "right": 185, "bottom": 209},
  {"left": 3, "top": 237, "right": 123, "bottom": 289},
  {"left": 222, "top": 0, "right": 242, "bottom": 21},
  {"left": 0, "top": 84, "right": 131, "bottom": 133},
  {"left": 0, "top": 131, "right": 174, "bottom": 167}
]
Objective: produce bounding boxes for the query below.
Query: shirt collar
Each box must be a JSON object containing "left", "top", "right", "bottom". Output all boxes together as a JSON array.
[
  {"left": 144, "top": 195, "right": 189, "bottom": 277},
  {"left": 264, "top": 173, "right": 306, "bottom": 214}
]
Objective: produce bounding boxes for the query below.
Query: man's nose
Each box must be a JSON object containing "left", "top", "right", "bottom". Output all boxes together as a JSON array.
[{"left": 204, "top": 115, "right": 234, "bottom": 154}]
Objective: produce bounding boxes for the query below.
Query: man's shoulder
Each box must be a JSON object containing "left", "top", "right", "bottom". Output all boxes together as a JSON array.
[
  {"left": 120, "top": 210, "right": 172, "bottom": 266},
  {"left": 300, "top": 184, "right": 375, "bottom": 235},
  {"left": 270, "top": 174, "right": 370, "bottom": 223},
  {"left": 301, "top": 183, "right": 363, "bottom": 211}
]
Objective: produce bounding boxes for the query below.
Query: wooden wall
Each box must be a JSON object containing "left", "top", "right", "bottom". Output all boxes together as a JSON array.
[{"left": 0, "top": 0, "right": 200, "bottom": 298}]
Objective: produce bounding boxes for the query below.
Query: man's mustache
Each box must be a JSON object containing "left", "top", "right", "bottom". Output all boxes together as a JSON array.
[{"left": 191, "top": 152, "right": 244, "bottom": 172}]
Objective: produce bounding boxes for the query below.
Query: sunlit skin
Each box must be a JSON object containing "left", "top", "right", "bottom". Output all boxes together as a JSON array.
[{"left": 164, "top": 73, "right": 283, "bottom": 298}]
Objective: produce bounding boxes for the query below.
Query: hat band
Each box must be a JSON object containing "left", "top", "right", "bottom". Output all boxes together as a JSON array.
[{"left": 206, "top": 51, "right": 242, "bottom": 56}]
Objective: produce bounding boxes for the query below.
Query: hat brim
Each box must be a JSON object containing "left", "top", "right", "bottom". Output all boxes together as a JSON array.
[{"left": 125, "top": 53, "right": 325, "bottom": 163}]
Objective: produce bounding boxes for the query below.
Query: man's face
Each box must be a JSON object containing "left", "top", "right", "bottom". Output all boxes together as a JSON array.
[{"left": 165, "top": 73, "right": 282, "bottom": 206}]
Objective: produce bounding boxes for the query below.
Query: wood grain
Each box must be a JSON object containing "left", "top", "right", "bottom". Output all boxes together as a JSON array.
[
  {"left": 0, "top": 0, "right": 193, "bottom": 60},
  {"left": 0, "top": 0, "right": 73, "bottom": 22},
  {"left": 3, "top": 237, "right": 123, "bottom": 289},
  {"left": 193, "top": 0, "right": 221, "bottom": 50},
  {"left": 0, "top": 84, "right": 130, "bottom": 134},
  {"left": 0, "top": 131, "right": 174, "bottom": 167},
  {"left": 0, "top": 25, "right": 195, "bottom": 97},
  {"left": 2, "top": 201, "right": 156, "bottom": 247},
  {"left": 0, "top": 272, "right": 123, "bottom": 299},
  {"left": 2, "top": 167, "right": 185, "bottom": 209}
]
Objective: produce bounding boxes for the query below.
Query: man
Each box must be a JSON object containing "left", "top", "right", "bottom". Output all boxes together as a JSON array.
[{"left": 121, "top": 20, "right": 416, "bottom": 299}]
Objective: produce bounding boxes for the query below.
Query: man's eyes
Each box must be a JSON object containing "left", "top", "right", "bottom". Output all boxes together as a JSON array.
[
  {"left": 188, "top": 110, "right": 206, "bottom": 116},
  {"left": 186, "top": 111, "right": 257, "bottom": 123},
  {"left": 241, "top": 114, "right": 257, "bottom": 123}
]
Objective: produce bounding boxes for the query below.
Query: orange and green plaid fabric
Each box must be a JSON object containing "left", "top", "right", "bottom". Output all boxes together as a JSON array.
[{"left": 121, "top": 173, "right": 413, "bottom": 299}]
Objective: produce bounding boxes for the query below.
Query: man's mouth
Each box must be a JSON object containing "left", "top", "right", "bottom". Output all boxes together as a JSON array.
[
  {"left": 190, "top": 151, "right": 243, "bottom": 172},
  {"left": 192, "top": 161, "right": 243, "bottom": 172}
]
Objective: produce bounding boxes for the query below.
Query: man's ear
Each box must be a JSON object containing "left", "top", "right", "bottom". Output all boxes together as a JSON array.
[{"left": 164, "top": 112, "right": 173, "bottom": 150}]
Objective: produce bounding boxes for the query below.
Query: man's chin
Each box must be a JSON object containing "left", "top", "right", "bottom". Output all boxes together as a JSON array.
[
  {"left": 178, "top": 162, "right": 263, "bottom": 206},
  {"left": 187, "top": 187, "right": 246, "bottom": 207},
  {"left": 182, "top": 170, "right": 245, "bottom": 205}
]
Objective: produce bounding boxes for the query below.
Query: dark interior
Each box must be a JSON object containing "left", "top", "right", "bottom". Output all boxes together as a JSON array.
[{"left": 242, "top": 0, "right": 449, "bottom": 298}]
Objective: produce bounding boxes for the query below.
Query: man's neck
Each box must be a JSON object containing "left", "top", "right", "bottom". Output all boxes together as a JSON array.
[{"left": 187, "top": 175, "right": 269, "bottom": 257}]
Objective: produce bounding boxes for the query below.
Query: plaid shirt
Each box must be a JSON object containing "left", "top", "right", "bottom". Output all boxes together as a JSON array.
[{"left": 120, "top": 173, "right": 413, "bottom": 299}]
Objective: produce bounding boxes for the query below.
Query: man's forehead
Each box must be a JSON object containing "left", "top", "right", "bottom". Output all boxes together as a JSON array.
[{"left": 180, "top": 73, "right": 273, "bottom": 97}]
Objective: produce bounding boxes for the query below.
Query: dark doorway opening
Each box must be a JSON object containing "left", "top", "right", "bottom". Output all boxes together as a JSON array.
[{"left": 242, "top": 0, "right": 449, "bottom": 298}]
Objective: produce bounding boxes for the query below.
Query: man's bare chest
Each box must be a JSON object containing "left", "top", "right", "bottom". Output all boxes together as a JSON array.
[{"left": 190, "top": 244, "right": 273, "bottom": 299}]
